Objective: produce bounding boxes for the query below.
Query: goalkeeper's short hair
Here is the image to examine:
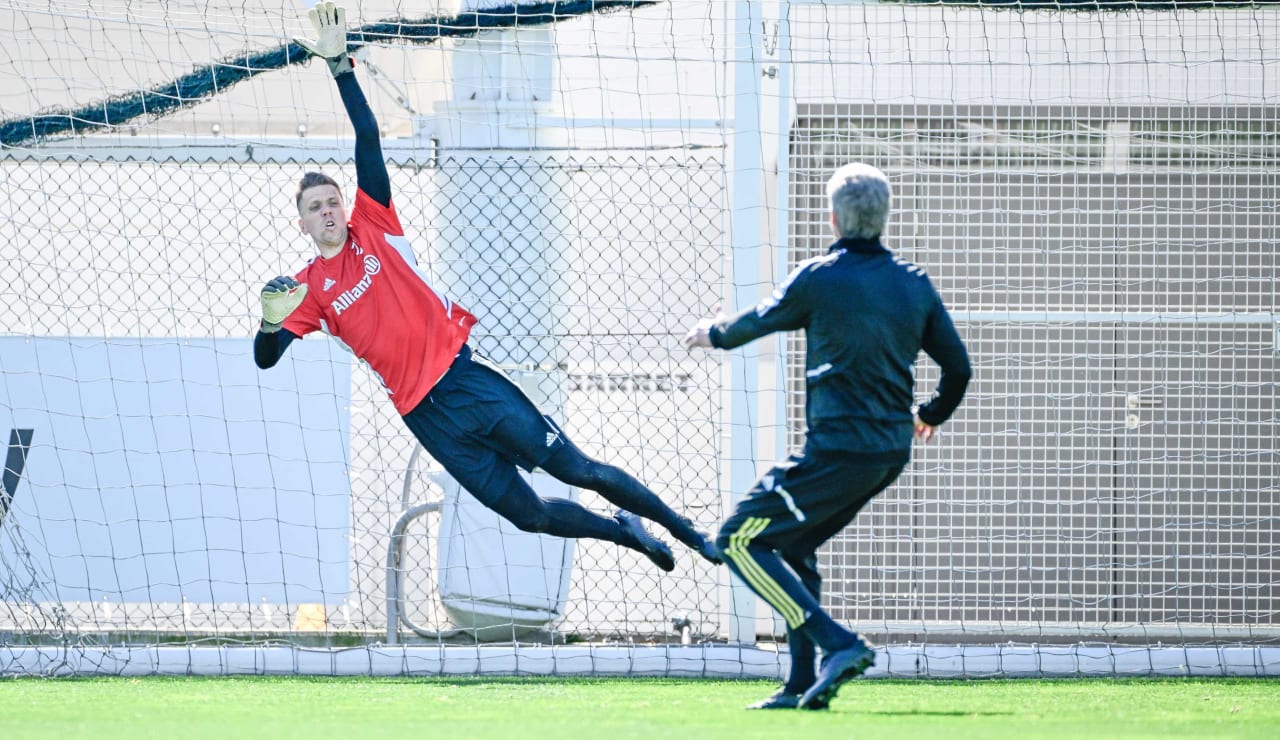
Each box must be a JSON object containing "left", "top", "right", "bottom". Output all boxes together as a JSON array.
[{"left": 295, "top": 171, "right": 342, "bottom": 211}]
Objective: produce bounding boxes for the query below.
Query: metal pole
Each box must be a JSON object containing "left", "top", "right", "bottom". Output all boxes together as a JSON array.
[{"left": 724, "top": 0, "right": 767, "bottom": 645}]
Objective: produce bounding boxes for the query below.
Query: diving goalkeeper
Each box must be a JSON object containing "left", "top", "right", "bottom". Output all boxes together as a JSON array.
[{"left": 255, "top": 2, "right": 718, "bottom": 571}]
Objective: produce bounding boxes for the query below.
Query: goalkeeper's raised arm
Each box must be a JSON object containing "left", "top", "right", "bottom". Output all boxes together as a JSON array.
[
  {"left": 294, "top": 0, "right": 390, "bottom": 208},
  {"left": 254, "top": 1, "right": 389, "bottom": 366}
]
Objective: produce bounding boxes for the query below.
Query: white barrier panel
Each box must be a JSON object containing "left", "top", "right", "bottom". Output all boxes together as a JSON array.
[
  {"left": 0, "top": 337, "right": 352, "bottom": 605},
  {"left": 0, "top": 644, "right": 789, "bottom": 678},
  {"left": 3, "top": 643, "right": 1277, "bottom": 678}
]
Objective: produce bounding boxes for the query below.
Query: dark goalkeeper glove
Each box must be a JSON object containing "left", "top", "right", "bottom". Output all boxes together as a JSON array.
[
  {"left": 260, "top": 276, "right": 308, "bottom": 333},
  {"left": 294, "top": 1, "right": 353, "bottom": 77}
]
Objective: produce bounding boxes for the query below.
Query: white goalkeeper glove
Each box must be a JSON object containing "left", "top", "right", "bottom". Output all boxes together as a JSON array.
[
  {"left": 294, "top": 1, "right": 353, "bottom": 77},
  {"left": 260, "top": 276, "right": 308, "bottom": 333}
]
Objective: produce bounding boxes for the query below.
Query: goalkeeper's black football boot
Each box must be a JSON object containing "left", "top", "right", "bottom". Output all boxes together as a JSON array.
[
  {"left": 798, "top": 639, "right": 875, "bottom": 709},
  {"left": 689, "top": 531, "right": 723, "bottom": 565},
  {"left": 660, "top": 514, "right": 724, "bottom": 566},
  {"left": 616, "top": 510, "right": 676, "bottom": 572}
]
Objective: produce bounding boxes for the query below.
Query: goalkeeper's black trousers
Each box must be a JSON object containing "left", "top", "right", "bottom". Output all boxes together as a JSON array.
[{"left": 401, "top": 344, "right": 705, "bottom": 550}]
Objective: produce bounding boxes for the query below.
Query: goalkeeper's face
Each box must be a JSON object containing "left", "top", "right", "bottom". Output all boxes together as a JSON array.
[{"left": 297, "top": 184, "right": 349, "bottom": 251}]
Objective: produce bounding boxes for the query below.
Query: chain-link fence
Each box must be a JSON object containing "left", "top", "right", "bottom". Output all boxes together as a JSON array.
[{"left": 787, "top": 104, "right": 1278, "bottom": 640}]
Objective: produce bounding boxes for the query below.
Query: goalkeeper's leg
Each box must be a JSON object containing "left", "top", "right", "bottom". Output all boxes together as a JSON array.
[
  {"left": 456, "top": 458, "right": 618, "bottom": 542},
  {"left": 417, "top": 441, "right": 675, "bottom": 571},
  {"left": 402, "top": 348, "right": 677, "bottom": 570},
  {"left": 538, "top": 439, "right": 719, "bottom": 563}
]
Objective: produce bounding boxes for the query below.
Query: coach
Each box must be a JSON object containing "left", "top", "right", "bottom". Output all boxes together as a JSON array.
[{"left": 684, "top": 162, "right": 972, "bottom": 710}]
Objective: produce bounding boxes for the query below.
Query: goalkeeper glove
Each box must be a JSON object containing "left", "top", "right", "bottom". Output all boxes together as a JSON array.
[
  {"left": 260, "top": 276, "right": 308, "bottom": 333},
  {"left": 294, "top": 1, "right": 353, "bottom": 77}
]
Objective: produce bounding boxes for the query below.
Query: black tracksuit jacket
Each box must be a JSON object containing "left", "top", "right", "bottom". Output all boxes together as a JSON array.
[{"left": 710, "top": 236, "right": 972, "bottom": 466}]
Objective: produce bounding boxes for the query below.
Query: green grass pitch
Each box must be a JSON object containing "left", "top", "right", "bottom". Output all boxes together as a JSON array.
[{"left": 1, "top": 676, "right": 1277, "bottom": 739}]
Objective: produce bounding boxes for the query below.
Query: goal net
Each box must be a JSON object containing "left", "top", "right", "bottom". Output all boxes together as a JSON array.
[{"left": 1, "top": 0, "right": 1276, "bottom": 677}]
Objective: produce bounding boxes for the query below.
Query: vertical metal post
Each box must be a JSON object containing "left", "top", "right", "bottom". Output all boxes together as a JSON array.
[
  {"left": 767, "top": 2, "right": 795, "bottom": 642},
  {"left": 724, "top": 0, "right": 767, "bottom": 645},
  {"left": 770, "top": 18, "right": 794, "bottom": 478}
]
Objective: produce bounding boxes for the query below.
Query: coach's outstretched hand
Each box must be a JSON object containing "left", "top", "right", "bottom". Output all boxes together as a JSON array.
[
  {"left": 682, "top": 303, "right": 724, "bottom": 350},
  {"left": 295, "top": 1, "right": 352, "bottom": 76},
  {"left": 260, "top": 276, "right": 308, "bottom": 332}
]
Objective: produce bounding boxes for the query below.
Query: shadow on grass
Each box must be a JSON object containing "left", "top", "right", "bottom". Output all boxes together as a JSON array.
[{"left": 859, "top": 710, "right": 1015, "bottom": 717}]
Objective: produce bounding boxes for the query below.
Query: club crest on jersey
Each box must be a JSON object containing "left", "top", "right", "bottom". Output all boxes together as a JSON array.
[{"left": 331, "top": 255, "right": 383, "bottom": 315}]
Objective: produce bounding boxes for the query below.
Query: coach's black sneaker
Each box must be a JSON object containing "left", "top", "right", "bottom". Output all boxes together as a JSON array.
[
  {"left": 746, "top": 689, "right": 801, "bottom": 710},
  {"left": 616, "top": 510, "right": 676, "bottom": 572},
  {"left": 746, "top": 687, "right": 829, "bottom": 710},
  {"left": 746, "top": 689, "right": 799, "bottom": 710},
  {"left": 798, "top": 639, "right": 875, "bottom": 709}
]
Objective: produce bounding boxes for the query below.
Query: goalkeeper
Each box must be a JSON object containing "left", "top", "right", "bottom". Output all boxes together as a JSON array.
[
  {"left": 256, "top": 2, "right": 718, "bottom": 572},
  {"left": 684, "top": 163, "right": 971, "bottom": 709}
]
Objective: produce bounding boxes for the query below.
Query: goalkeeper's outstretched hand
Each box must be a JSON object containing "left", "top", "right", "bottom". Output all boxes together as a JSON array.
[
  {"left": 260, "top": 276, "right": 308, "bottom": 333},
  {"left": 294, "top": 1, "right": 352, "bottom": 76}
]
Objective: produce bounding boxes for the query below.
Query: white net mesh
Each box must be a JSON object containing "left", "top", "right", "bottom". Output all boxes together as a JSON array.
[{"left": 1, "top": 1, "right": 1277, "bottom": 676}]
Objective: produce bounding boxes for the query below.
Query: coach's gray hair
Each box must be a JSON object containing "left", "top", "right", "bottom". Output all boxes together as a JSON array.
[{"left": 826, "top": 163, "right": 891, "bottom": 239}]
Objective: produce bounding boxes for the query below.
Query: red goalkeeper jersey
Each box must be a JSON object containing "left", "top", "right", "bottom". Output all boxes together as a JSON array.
[{"left": 283, "top": 188, "right": 477, "bottom": 415}]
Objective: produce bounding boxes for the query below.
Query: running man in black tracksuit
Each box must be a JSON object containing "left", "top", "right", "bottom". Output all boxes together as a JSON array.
[{"left": 684, "top": 163, "right": 971, "bottom": 710}]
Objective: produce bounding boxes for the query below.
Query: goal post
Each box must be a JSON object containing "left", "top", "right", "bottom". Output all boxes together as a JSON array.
[{"left": 2, "top": 0, "right": 1278, "bottom": 678}]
